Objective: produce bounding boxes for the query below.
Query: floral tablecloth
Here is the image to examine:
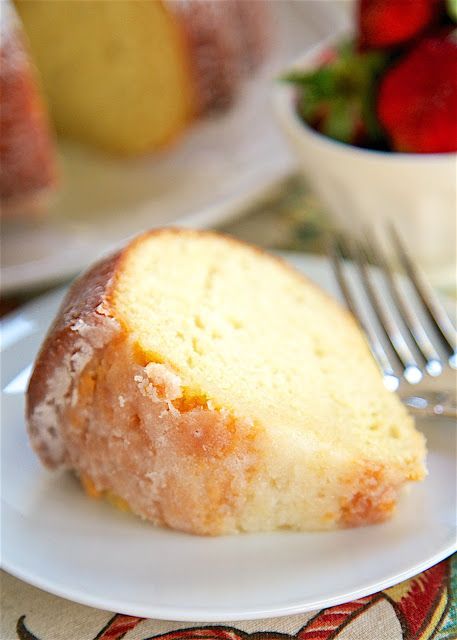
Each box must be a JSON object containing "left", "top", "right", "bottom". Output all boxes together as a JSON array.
[
  {"left": 1, "top": 555, "right": 456, "bottom": 640},
  {"left": 1, "top": 176, "right": 456, "bottom": 640}
]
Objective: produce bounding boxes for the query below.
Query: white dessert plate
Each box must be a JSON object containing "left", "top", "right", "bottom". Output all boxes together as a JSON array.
[
  {"left": 1, "top": 253, "right": 456, "bottom": 622},
  {"left": 0, "top": 2, "right": 350, "bottom": 294}
]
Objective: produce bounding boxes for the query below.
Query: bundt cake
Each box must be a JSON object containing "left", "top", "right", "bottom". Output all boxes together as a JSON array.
[
  {"left": 14, "top": 0, "right": 270, "bottom": 155},
  {"left": 26, "top": 229, "right": 426, "bottom": 535}
]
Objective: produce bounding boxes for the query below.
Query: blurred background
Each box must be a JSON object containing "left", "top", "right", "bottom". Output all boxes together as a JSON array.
[{"left": 1, "top": 0, "right": 456, "bottom": 310}]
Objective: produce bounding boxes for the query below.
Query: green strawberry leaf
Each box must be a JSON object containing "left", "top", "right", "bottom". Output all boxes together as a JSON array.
[
  {"left": 321, "top": 98, "right": 355, "bottom": 143},
  {"left": 447, "top": 0, "right": 457, "bottom": 22},
  {"left": 282, "top": 40, "right": 389, "bottom": 147}
]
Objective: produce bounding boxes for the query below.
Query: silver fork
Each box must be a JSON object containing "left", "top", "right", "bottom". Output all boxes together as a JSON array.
[{"left": 328, "top": 225, "right": 457, "bottom": 418}]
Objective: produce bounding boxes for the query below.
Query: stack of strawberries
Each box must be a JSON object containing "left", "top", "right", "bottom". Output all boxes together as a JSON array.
[{"left": 286, "top": 0, "right": 457, "bottom": 153}]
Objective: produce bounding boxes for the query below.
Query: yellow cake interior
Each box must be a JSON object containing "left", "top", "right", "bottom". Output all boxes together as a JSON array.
[
  {"left": 15, "top": 0, "right": 194, "bottom": 154},
  {"left": 112, "top": 230, "right": 423, "bottom": 464}
]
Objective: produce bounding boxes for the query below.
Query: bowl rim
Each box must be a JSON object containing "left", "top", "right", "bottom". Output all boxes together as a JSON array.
[{"left": 273, "top": 37, "right": 457, "bottom": 163}]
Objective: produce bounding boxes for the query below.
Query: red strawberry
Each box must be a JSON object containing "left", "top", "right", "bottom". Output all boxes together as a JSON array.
[
  {"left": 377, "top": 32, "right": 457, "bottom": 153},
  {"left": 358, "top": 0, "right": 443, "bottom": 49}
]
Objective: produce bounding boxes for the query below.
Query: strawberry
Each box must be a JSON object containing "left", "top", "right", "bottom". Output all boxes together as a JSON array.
[
  {"left": 377, "top": 31, "right": 457, "bottom": 153},
  {"left": 284, "top": 42, "right": 389, "bottom": 147},
  {"left": 358, "top": 0, "right": 443, "bottom": 50}
]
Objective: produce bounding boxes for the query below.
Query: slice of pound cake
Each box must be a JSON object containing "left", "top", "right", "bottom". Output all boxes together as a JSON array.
[
  {"left": 14, "top": 0, "right": 270, "bottom": 155},
  {"left": 26, "top": 229, "right": 426, "bottom": 535}
]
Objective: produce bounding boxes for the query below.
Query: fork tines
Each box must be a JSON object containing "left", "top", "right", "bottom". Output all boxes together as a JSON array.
[{"left": 328, "top": 225, "right": 457, "bottom": 391}]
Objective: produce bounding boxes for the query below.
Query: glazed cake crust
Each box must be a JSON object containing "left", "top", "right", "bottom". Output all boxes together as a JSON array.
[
  {"left": 168, "top": 0, "right": 270, "bottom": 112},
  {"left": 0, "top": 0, "right": 57, "bottom": 215}
]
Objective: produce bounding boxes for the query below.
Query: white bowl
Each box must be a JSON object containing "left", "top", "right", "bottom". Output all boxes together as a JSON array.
[{"left": 273, "top": 43, "right": 457, "bottom": 285}]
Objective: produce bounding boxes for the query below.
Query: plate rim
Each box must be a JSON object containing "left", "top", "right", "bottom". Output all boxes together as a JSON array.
[{"left": 1, "top": 542, "right": 456, "bottom": 622}]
